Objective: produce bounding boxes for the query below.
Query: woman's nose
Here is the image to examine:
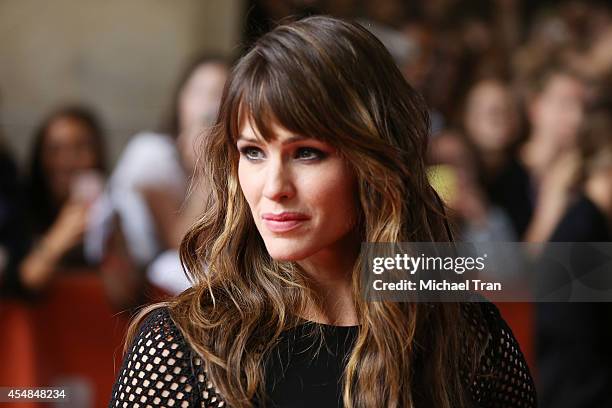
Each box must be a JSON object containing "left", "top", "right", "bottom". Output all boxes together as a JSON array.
[{"left": 262, "top": 158, "right": 296, "bottom": 201}]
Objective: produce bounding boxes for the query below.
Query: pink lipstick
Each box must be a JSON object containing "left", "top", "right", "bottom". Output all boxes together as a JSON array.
[{"left": 261, "top": 212, "right": 310, "bottom": 233}]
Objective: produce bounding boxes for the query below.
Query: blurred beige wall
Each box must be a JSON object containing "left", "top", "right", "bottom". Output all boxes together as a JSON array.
[{"left": 0, "top": 0, "right": 243, "bottom": 167}]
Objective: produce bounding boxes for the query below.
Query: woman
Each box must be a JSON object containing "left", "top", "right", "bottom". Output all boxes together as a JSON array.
[
  {"left": 109, "top": 17, "right": 536, "bottom": 407},
  {"left": 89, "top": 55, "right": 228, "bottom": 295},
  {"left": 20, "top": 106, "right": 106, "bottom": 291},
  {"left": 462, "top": 78, "right": 532, "bottom": 238},
  {"left": 520, "top": 63, "right": 588, "bottom": 243},
  {"left": 537, "top": 107, "right": 612, "bottom": 408},
  {"left": 0, "top": 139, "right": 27, "bottom": 295}
]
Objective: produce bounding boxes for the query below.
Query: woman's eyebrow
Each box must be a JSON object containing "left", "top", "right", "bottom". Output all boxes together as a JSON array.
[
  {"left": 282, "top": 135, "right": 308, "bottom": 144},
  {"left": 237, "top": 135, "right": 261, "bottom": 143},
  {"left": 237, "top": 135, "right": 310, "bottom": 145}
]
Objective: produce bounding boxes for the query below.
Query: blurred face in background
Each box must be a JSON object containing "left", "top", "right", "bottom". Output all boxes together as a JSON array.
[
  {"left": 464, "top": 80, "right": 518, "bottom": 153},
  {"left": 42, "top": 116, "right": 99, "bottom": 203},
  {"left": 177, "top": 62, "right": 228, "bottom": 170},
  {"left": 529, "top": 73, "right": 587, "bottom": 150},
  {"left": 428, "top": 131, "right": 487, "bottom": 222},
  {"left": 430, "top": 131, "right": 477, "bottom": 185}
]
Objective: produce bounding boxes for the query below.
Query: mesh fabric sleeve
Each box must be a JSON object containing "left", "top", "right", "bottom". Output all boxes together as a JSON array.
[
  {"left": 108, "top": 307, "right": 225, "bottom": 408},
  {"left": 463, "top": 302, "right": 538, "bottom": 408}
]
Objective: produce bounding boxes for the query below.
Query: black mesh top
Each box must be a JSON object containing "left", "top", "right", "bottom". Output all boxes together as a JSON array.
[{"left": 109, "top": 302, "right": 537, "bottom": 407}]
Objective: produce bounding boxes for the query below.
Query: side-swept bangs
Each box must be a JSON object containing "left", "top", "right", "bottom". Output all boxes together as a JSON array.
[{"left": 223, "top": 22, "right": 378, "bottom": 149}]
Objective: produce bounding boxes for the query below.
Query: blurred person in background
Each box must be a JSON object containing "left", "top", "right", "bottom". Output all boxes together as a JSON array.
[
  {"left": 514, "top": 1, "right": 612, "bottom": 89},
  {"left": 520, "top": 62, "right": 588, "bottom": 242},
  {"left": 561, "top": 4, "right": 612, "bottom": 81},
  {"left": 428, "top": 130, "right": 517, "bottom": 242},
  {"left": 19, "top": 106, "right": 106, "bottom": 293},
  {"left": 0, "top": 137, "right": 27, "bottom": 296},
  {"left": 155, "top": 54, "right": 230, "bottom": 247},
  {"left": 148, "top": 54, "right": 230, "bottom": 294},
  {"left": 88, "top": 55, "right": 229, "bottom": 296},
  {"left": 462, "top": 77, "right": 532, "bottom": 238},
  {"left": 396, "top": 1, "right": 519, "bottom": 135},
  {"left": 537, "top": 105, "right": 612, "bottom": 408},
  {"left": 242, "top": 0, "right": 326, "bottom": 50},
  {"left": 558, "top": 107, "right": 612, "bottom": 240},
  {"left": 399, "top": 16, "right": 461, "bottom": 132}
]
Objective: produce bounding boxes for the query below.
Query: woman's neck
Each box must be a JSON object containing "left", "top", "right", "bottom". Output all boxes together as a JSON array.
[
  {"left": 297, "top": 233, "right": 360, "bottom": 326},
  {"left": 303, "top": 281, "right": 358, "bottom": 327}
]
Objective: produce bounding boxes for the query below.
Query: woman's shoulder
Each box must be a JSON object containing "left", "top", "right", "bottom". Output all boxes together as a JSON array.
[
  {"left": 109, "top": 306, "right": 224, "bottom": 407},
  {"left": 460, "top": 300, "right": 538, "bottom": 407},
  {"left": 130, "top": 306, "right": 185, "bottom": 349}
]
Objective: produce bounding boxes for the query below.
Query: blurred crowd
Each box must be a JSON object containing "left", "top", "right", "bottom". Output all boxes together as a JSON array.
[
  {"left": 0, "top": 55, "right": 230, "bottom": 308},
  {"left": 1, "top": 0, "right": 612, "bottom": 406}
]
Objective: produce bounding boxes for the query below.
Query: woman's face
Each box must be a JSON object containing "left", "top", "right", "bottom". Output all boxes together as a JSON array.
[
  {"left": 42, "top": 116, "right": 98, "bottom": 203},
  {"left": 464, "top": 80, "right": 517, "bottom": 152},
  {"left": 178, "top": 63, "right": 228, "bottom": 170},
  {"left": 178, "top": 63, "right": 228, "bottom": 134},
  {"left": 237, "top": 119, "right": 359, "bottom": 262},
  {"left": 530, "top": 73, "right": 586, "bottom": 149}
]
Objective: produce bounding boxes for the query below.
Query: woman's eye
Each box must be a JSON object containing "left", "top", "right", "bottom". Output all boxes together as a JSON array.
[
  {"left": 240, "top": 146, "right": 265, "bottom": 161},
  {"left": 295, "top": 147, "right": 326, "bottom": 161}
]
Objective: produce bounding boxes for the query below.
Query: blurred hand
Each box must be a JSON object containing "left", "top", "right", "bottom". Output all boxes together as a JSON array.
[
  {"left": 20, "top": 200, "right": 91, "bottom": 291},
  {"left": 70, "top": 170, "right": 105, "bottom": 205},
  {"left": 523, "top": 150, "right": 581, "bottom": 242},
  {"left": 43, "top": 200, "right": 90, "bottom": 257},
  {"left": 540, "top": 150, "right": 581, "bottom": 197}
]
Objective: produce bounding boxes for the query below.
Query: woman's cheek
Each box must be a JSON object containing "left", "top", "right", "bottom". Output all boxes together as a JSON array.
[
  {"left": 308, "top": 165, "right": 356, "bottom": 215},
  {"left": 238, "top": 162, "right": 258, "bottom": 206}
]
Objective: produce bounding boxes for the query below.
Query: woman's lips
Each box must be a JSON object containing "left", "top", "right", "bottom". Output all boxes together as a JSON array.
[{"left": 261, "top": 212, "right": 310, "bottom": 233}]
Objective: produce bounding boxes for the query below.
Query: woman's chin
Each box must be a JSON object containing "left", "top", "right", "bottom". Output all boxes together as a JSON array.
[
  {"left": 269, "top": 252, "right": 309, "bottom": 262},
  {"left": 265, "top": 246, "right": 314, "bottom": 262}
]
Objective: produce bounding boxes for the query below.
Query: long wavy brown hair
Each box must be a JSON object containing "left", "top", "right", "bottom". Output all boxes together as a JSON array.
[{"left": 127, "top": 16, "right": 481, "bottom": 408}]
